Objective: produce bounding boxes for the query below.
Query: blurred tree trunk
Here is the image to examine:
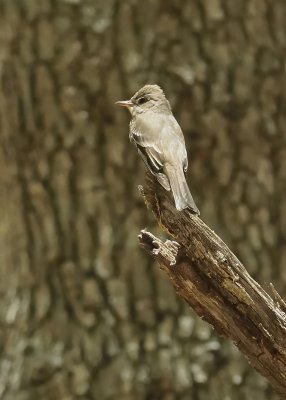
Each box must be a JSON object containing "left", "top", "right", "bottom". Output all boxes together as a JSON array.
[{"left": 0, "top": 1, "right": 285, "bottom": 399}]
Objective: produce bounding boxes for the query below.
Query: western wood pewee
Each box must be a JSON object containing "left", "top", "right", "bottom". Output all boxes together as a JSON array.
[{"left": 116, "top": 84, "right": 199, "bottom": 214}]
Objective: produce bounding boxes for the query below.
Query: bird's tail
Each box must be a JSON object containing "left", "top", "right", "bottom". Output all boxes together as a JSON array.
[{"left": 164, "top": 164, "right": 200, "bottom": 214}]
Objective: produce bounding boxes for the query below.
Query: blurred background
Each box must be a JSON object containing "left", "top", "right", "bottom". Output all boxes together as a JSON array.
[{"left": 0, "top": 0, "right": 285, "bottom": 399}]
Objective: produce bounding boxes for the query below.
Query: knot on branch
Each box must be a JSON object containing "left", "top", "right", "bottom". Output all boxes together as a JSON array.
[{"left": 139, "top": 230, "right": 180, "bottom": 266}]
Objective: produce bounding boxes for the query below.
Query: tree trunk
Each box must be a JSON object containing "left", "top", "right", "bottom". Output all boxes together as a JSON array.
[{"left": 0, "top": 1, "right": 285, "bottom": 399}]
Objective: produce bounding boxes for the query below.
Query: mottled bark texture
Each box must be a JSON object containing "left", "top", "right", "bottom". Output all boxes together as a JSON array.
[
  {"left": 139, "top": 174, "right": 286, "bottom": 399},
  {"left": 0, "top": 0, "right": 285, "bottom": 399}
]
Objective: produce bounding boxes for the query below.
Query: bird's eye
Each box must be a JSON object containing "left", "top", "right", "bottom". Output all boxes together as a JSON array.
[{"left": 138, "top": 96, "right": 147, "bottom": 105}]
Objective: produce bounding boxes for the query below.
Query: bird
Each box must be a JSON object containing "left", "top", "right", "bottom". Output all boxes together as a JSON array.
[{"left": 116, "top": 84, "right": 199, "bottom": 214}]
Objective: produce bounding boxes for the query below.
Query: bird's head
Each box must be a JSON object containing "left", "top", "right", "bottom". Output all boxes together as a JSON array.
[{"left": 116, "top": 84, "right": 171, "bottom": 116}]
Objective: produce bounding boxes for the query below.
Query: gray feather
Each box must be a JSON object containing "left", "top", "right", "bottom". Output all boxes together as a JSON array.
[
  {"left": 164, "top": 164, "right": 199, "bottom": 214},
  {"left": 156, "top": 173, "right": 171, "bottom": 191}
]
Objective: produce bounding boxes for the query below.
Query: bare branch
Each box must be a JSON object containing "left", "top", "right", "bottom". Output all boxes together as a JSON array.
[{"left": 138, "top": 173, "right": 286, "bottom": 399}]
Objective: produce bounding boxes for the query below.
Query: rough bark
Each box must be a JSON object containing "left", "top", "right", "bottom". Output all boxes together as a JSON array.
[
  {"left": 139, "top": 173, "right": 286, "bottom": 399},
  {"left": 0, "top": 0, "right": 286, "bottom": 399}
]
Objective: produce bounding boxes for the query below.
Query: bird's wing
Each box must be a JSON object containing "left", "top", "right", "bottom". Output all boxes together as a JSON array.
[
  {"left": 130, "top": 113, "right": 188, "bottom": 173},
  {"left": 130, "top": 124, "right": 164, "bottom": 174}
]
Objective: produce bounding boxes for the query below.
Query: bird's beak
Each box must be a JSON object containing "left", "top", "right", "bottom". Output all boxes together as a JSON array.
[{"left": 115, "top": 100, "right": 133, "bottom": 108}]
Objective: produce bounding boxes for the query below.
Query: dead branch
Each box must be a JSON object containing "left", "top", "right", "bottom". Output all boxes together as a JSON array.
[{"left": 138, "top": 173, "right": 286, "bottom": 399}]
